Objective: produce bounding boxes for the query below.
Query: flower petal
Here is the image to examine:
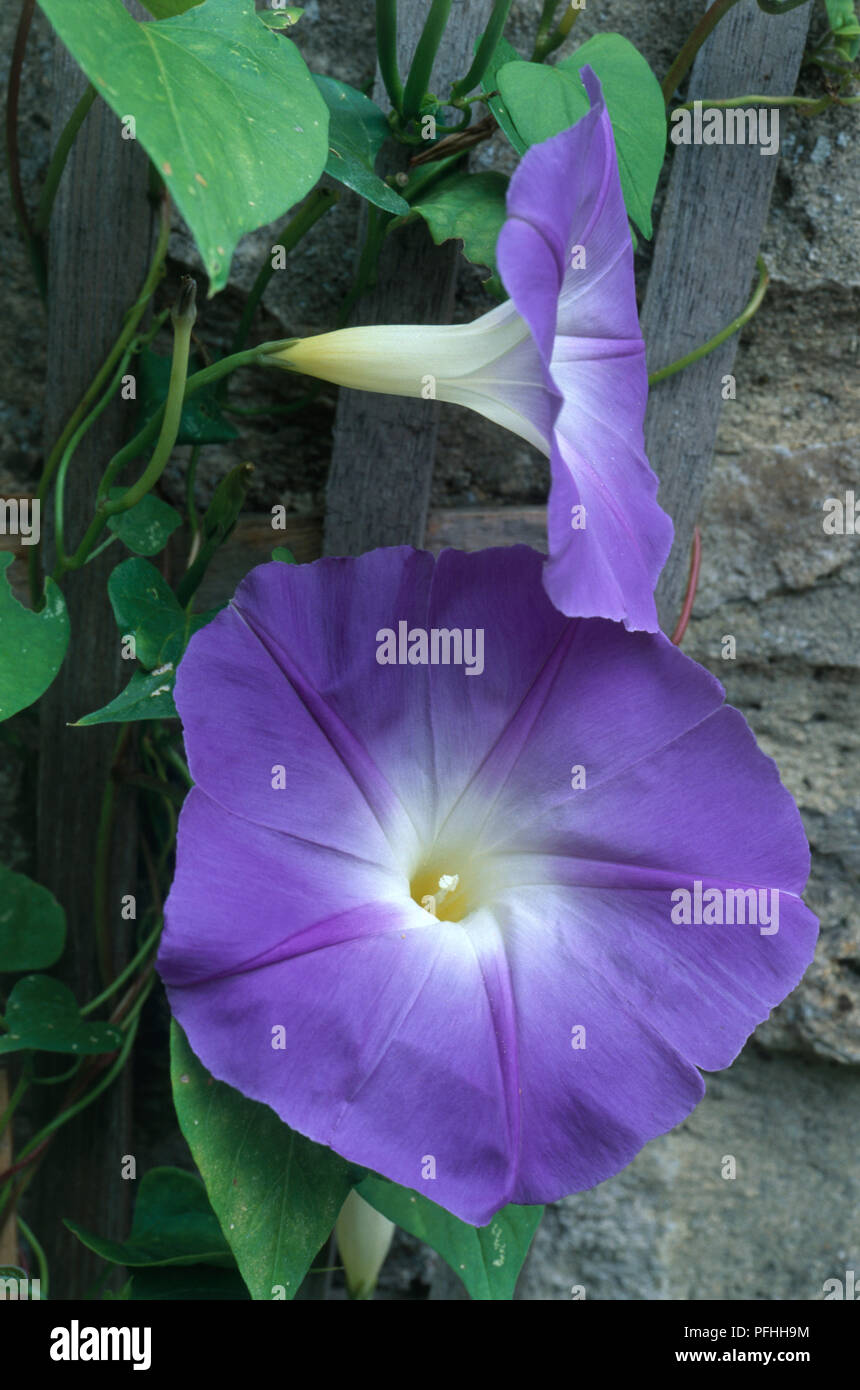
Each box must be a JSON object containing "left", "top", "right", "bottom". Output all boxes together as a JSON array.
[
  {"left": 161, "top": 548, "right": 818, "bottom": 1224},
  {"left": 164, "top": 875, "right": 521, "bottom": 1224},
  {"left": 497, "top": 69, "right": 672, "bottom": 630}
]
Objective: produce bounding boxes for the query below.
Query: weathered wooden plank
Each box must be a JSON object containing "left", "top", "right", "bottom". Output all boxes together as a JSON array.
[
  {"left": 643, "top": 0, "right": 811, "bottom": 628},
  {"left": 2, "top": 505, "right": 551, "bottom": 609},
  {"left": 31, "top": 2, "right": 154, "bottom": 1299},
  {"left": 197, "top": 507, "right": 547, "bottom": 607},
  {"left": 323, "top": 0, "right": 495, "bottom": 556}
]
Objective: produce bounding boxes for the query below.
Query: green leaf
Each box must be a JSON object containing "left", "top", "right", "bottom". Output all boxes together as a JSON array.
[
  {"left": 313, "top": 75, "right": 408, "bottom": 214},
  {"left": 0, "top": 865, "right": 65, "bottom": 974},
  {"left": 411, "top": 170, "right": 508, "bottom": 292},
  {"left": 130, "top": 1264, "right": 251, "bottom": 1299},
  {"left": 137, "top": 348, "right": 239, "bottom": 447},
  {"left": 258, "top": 6, "right": 304, "bottom": 30},
  {"left": 66, "top": 1166, "right": 236, "bottom": 1268},
  {"left": 357, "top": 1174, "right": 543, "bottom": 1301},
  {"left": 497, "top": 34, "right": 666, "bottom": 237},
  {"left": 171, "top": 1022, "right": 356, "bottom": 1300},
  {"left": 106, "top": 489, "right": 183, "bottom": 557},
  {"left": 0, "top": 553, "right": 70, "bottom": 722},
  {"left": 826, "top": 0, "right": 860, "bottom": 55},
  {"left": 107, "top": 558, "right": 187, "bottom": 669},
  {"left": 480, "top": 34, "right": 527, "bottom": 155},
  {"left": 143, "top": 0, "right": 203, "bottom": 18},
  {"left": 74, "top": 667, "right": 179, "bottom": 725},
  {"left": 75, "top": 562, "right": 217, "bottom": 724},
  {"left": 36, "top": 0, "right": 330, "bottom": 293},
  {"left": 0, "top": 975, "right": 122, "bottom": 1055},
  {"left": 271, "top": 546, "right": 296, "bottom": 563}
]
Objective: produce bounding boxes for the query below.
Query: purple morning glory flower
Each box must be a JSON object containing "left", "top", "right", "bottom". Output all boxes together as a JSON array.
[
  {"left": 158, "top": 546, "right": 817, "bottom": 1226},
  {"left": 270, "top": 70, "right": 671, "bottom": 632}
]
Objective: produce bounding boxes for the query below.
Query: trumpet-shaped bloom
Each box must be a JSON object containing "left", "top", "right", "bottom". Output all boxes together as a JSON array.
[
  {"left": 271, "top": 70, "right": 672, "bottom": 632},
  {"left": 158, "top": 547, "right": 817, "bottom": 1226}
]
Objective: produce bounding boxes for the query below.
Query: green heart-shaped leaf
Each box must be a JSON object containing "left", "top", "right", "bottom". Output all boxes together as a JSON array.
[
  {"left": 497, "top": 34, "right": 665, "bottom": 237},
  {"left": 314, "top": 75, "right": 408, "bottom": 215},
  {"left": 411, "top": 170, "right": 508, "bottom": 293},
  {"left": 66, "top": 1166, "right": 236, "bottom": 1267},
  {"left": 358, "top": 1173, "right": 543, "bottom": 1301},
  {"left": 171, "top": 1022, "right": 357, "bottom": 1300},
  {"left": 0, "top": 975, "right": 122, "bottom": 1055},
  {"left": 106, "top": 490, "right": 183, "bottom": 557},
  {"left": 107, "top": 558, "right": 187, "bottom": 670},
  {"left": 0, "top": 553, "right": 70, "bottom": 722},
  {"left": 37, "top": 0, "right": 330, "bottom": 292},
  {"left": 0, "top": 865, "right": 66, "bottom": 974},
  {"left": 74, "top": 667, "right": 179, "bottom": 725},
  {"left": 480, "top": 34, "right": 527, "bottom": 154}
]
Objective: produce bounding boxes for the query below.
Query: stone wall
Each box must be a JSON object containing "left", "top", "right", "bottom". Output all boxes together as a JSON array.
[{"left": 1, "top": 0, "right": 857, "bottom": 1300}]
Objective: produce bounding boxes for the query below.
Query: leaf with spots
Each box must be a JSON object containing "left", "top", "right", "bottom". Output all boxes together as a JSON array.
[
  {"left": 106, "top": 488, "right": 183, "bottom": 557},
  {"left": 36, "top": 0, "right": 329, "bottom": 292},
  {"left": 357, "top": 1172, "right": 543, "bottom": 1300},
  {"left": 170, "top": 1021, "right": 357, "bottom": 1300},
  {"left": 74, "top": 560, "right": 218, "bottom": 724},
  {"left": 0, "top": 975, "right": 122, "bottom": 1056},
  {"left": 313, "top": 75, "right": 409, "bottom": 215},
  {"left": 0, "top": 553, "right": 70, "bottom": 722},
  {"left": 74, "top": 667, "right": 179, "bottom": 725}
]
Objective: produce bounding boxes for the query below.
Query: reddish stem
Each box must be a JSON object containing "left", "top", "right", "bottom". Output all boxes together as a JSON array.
[{"left": 671, "top": 526, "right": 702, "bottom": 646}]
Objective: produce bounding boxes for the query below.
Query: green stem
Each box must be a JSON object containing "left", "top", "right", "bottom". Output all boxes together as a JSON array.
[
  {"left": 29, "top": 196, "right": 171, "bottom": 605},
  {"left": 83, "top": 533, "right": 121, "bottom": 565},
  {"left": 532, "top": 0, "right": 583, "bottom": 62},
  {"left": 673, "top": 92, "right": 834, "bottom": 113},
  {"left": 648, "top": 255, "right": 769, "bottom": 385},
  {"left": 104, "top": 280, "right": 197, "bottom": 515},
  {"left": 31, "top": 1058, "right": 81, "bottom": 1086},
  {"left": 34, "top": 84, "right": 97, "bottom": 236},
  {"left": 16, "top": 1215, "right": 48, "bottom": 1298},
  {"left": 451, "top": 0, "right": 513, "bottom": 99},
  {"left": 163, "top": 745, "right": 193, "bottom": 790},
  {"left": 402, "top": 0, "right": 452, "bottom": 122},
  {"left": 230, "top": 186, "right": 338, "bottom": 354},
  {"left": 0, "top": 1067, "right": 29, "bottom": 1145},
  {"left": 662, "top": 0, "right": 744, "bottom": 104},
  {"left": 532, "top": 0, "right": 562, "bottom": 56},
  {"left": 82, "top": 917, "right": 163, "bottom": 1018},
  {"left": 0, "top": 1010, "right": 145, "bottom": 1218},
  {"left": 53, "top": 338, "right": 141, "bottom": 568},
  {"left": 95, "top": 341, "right": 292, "bottom": 509},
  {"left": 376, "top": 0, "right": 404, "bottom": 115},
  {"left": 56, "top": 281, "right": 200, "bottom": 577}
]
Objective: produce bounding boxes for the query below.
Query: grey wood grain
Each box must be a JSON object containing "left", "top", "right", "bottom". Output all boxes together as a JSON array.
[
  {"left": 33, "top": 1, "right": 153, "bottom": 1299},
  {"left": 643, "top": 0, "right": 811, "bottom": 629},
  {"left": 323, "top": 0, "right": 495, "bottom": 556}
]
